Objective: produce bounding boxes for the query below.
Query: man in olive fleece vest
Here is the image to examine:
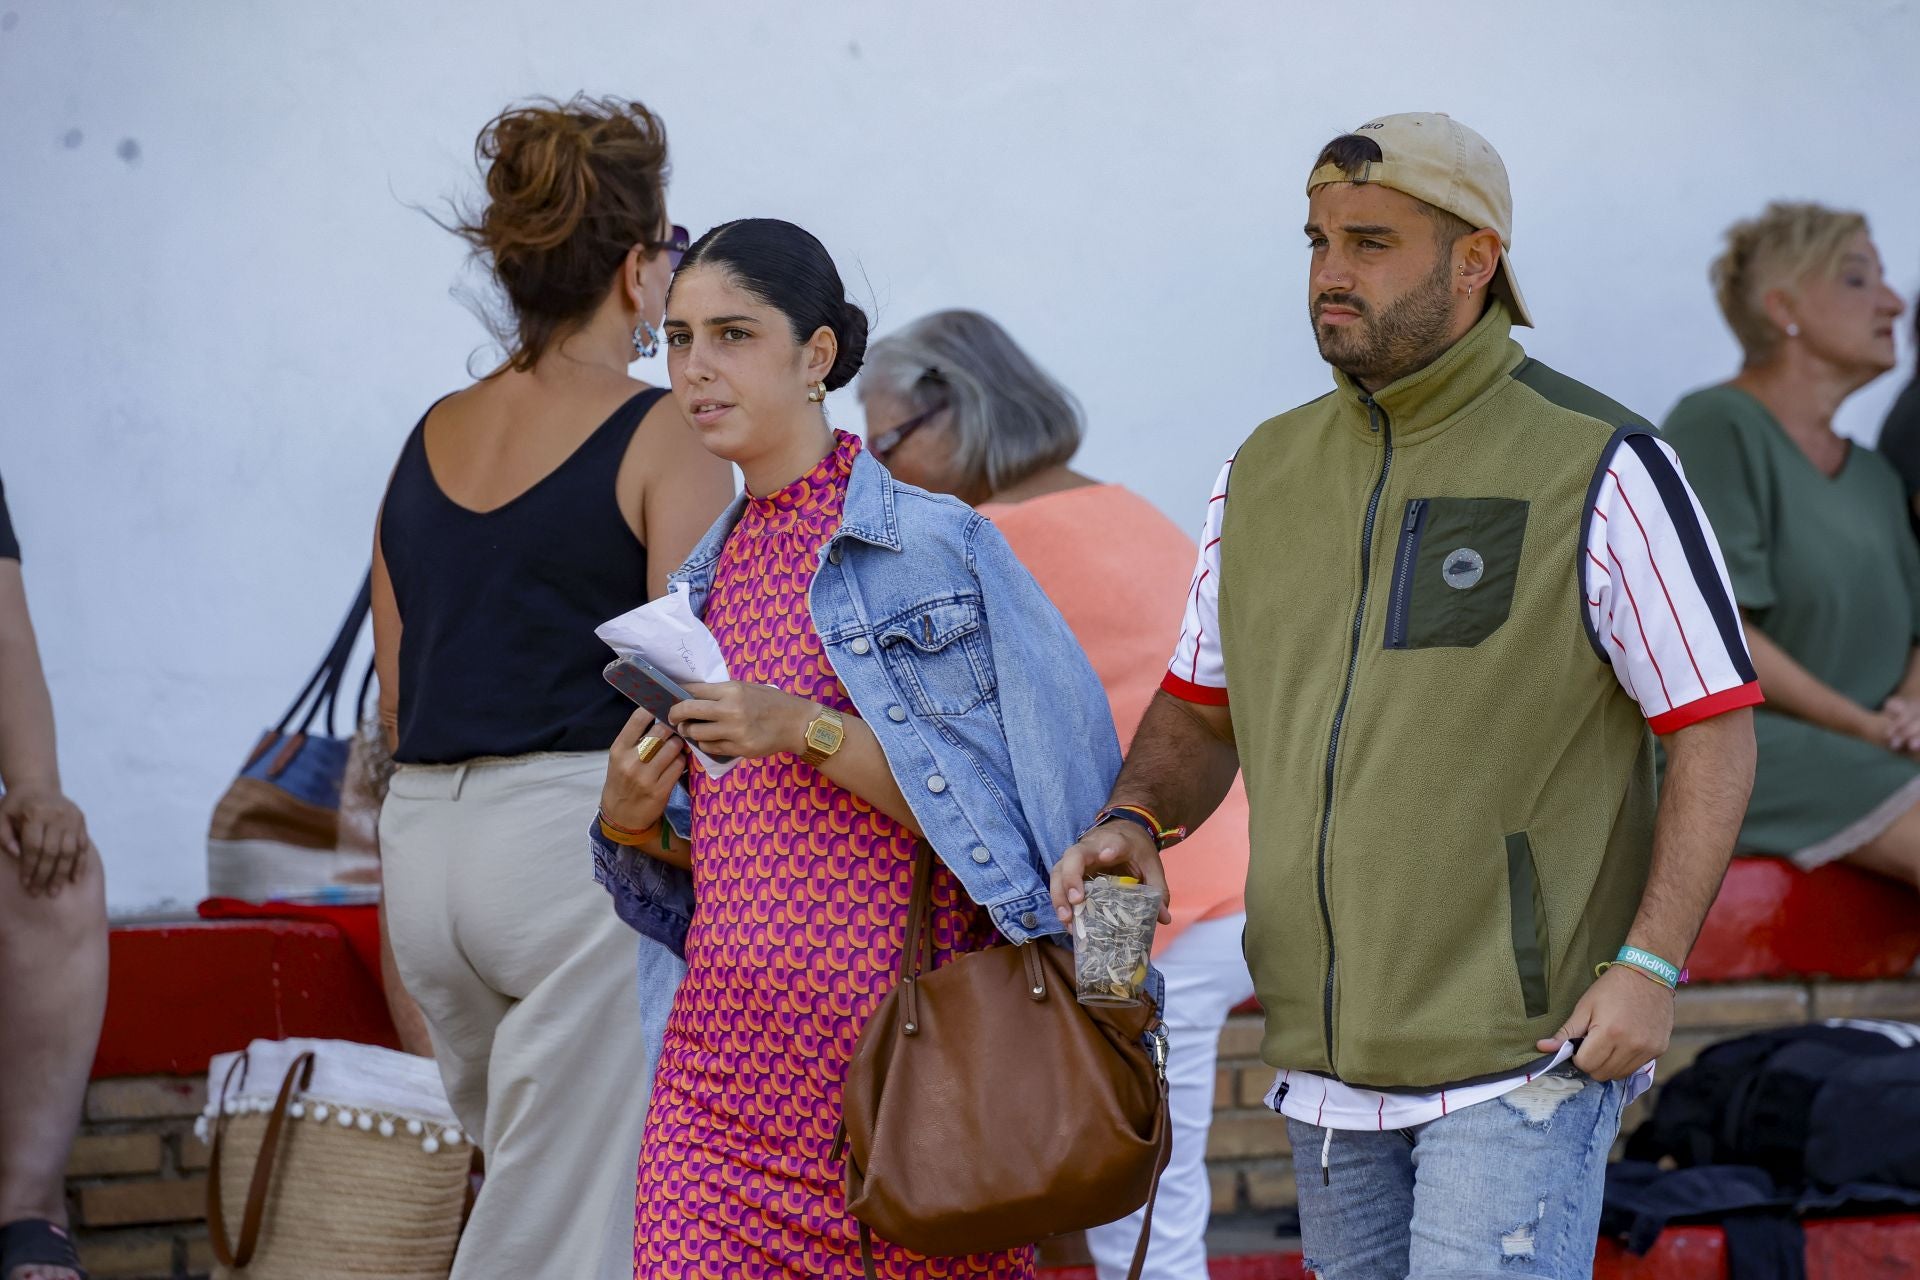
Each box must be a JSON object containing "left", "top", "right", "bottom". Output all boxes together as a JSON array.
[{"left": 1052, "top": 114, "right": 1759, "bottom": 1280}]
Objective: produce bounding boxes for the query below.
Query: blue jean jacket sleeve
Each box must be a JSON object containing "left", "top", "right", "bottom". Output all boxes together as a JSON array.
[
  {"left": 967, "top": 515, "right": 1122, "bottom": 872},
  {"left": 968, "top": 516, "right": 1169, "bottom": 1013},
  {"left": 589, "top": 818, "right": 695, "bottom": 958}
]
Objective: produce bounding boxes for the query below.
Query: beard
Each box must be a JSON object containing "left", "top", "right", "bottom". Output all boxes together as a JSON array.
[{"left": 1312, "top": 253, "right": 1458, "bottom": 389}]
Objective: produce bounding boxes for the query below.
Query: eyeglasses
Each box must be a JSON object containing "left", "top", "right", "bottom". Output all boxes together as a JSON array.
[
  {"left": 870, "top": 402, "right": 948, "bottom": 461},
  {"left": 654, "top": 224, "right": 690, "bottom": 271}
]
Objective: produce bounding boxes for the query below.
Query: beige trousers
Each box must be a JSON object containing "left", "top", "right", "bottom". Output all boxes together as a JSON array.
[{"left": 381, "top": 752, "right": 677, "bottom": 1280}]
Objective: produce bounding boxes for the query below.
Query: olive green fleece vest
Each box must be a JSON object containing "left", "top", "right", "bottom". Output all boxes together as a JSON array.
[{"left": 1219, "top": 302, "right": 1657, "bottom": 1090}]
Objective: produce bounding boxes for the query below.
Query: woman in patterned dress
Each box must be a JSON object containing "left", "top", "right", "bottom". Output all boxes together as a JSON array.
[{"left": 590, "top": 220, "right": 1121, "bottom": 1279}]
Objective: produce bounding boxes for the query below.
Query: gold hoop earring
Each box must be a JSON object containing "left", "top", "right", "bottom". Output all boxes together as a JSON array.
[{"left": 807, "top": 382, "right": 827, "bottom": 404}]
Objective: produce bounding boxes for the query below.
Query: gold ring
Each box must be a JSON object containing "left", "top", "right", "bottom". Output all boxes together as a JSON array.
[{"left": 634, "top": 735, "right": 665, "bottom": 764}]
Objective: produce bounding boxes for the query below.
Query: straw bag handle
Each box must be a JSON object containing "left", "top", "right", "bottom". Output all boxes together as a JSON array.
[{"left": 207, "top": 1050, "right": 316, "bottom": 1268}]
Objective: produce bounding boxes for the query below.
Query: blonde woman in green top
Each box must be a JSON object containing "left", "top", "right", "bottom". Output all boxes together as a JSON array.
[{"left": 1663, "top": 200, "right": 1918, "bottom": 890}]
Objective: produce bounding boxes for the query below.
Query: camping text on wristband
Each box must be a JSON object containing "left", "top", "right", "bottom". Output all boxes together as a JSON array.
[
  {"left": 1086, "top": 804, "right": 1188, "bottom": 851},
  {"left": 1596, "top": 945, "right": 1683, "bottom": 990}
]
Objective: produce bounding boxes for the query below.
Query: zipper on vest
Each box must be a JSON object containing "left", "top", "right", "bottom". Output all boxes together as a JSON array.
[
  {"left": 1383, "top": 498, "right": 1428, "bottom": 650},
  {"left": 1314, "top": 396, "right": 1393, "bottom": 1070}
]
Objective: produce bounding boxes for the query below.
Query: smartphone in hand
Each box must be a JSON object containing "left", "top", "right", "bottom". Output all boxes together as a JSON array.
[{"left": 602, "top": 657, "right": 735, "bottom": 764}]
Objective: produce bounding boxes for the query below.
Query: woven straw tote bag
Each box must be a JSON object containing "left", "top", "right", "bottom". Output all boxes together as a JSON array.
[{"left": 199, "top": 1039, "right": 470, "bottom": 1279}]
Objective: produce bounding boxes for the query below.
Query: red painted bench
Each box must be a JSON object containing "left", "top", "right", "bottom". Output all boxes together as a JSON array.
[{"left": 92, "top": 917, "right": 396, "bottom": 1079}]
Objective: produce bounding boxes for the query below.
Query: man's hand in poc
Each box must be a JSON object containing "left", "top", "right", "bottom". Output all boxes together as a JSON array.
[{"left": 1537, "top": 962, "right": 1674, "bottom": 1081}]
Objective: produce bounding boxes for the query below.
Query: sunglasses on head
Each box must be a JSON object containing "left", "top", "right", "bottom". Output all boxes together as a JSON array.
[{"left": 654, "top": 224, "right": 690, "bottom": 271}]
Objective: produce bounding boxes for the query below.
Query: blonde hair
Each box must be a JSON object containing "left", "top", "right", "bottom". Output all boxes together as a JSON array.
[{"left": 1711, "top": 201, "right": 1868, "bottom": 364}]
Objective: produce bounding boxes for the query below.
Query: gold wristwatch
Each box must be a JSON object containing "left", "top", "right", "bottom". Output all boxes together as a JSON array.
[{"left": 801, "top": 705, "right": 846, "bottom": 766}]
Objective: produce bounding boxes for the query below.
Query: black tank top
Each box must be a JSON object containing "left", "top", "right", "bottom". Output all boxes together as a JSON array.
[{"left": 380, "top": 389, "right": 664, "bottom": 764}]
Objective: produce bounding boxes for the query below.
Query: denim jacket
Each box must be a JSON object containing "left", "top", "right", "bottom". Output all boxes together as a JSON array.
[{"left": 591, "top": 445, "right": 1122, "bottom": 957}]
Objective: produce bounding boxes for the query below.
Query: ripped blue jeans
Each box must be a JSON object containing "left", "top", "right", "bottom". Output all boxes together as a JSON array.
[{"left": 1287, "top": 1065, "right": 1626, "bottom": 1280}]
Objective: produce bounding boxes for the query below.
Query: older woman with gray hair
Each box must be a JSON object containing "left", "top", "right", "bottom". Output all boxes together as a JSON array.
[
  {"left": 1663, "top": 201, "right": 1919, "bottom": 891},
  {"left": 861, "top": 310, "right": 1253, "bottom": 1280}
]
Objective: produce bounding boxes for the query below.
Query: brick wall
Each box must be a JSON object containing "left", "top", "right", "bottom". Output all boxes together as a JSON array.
[{"left": 66, "top": 1076, "right": 213, "bottom": 1279}]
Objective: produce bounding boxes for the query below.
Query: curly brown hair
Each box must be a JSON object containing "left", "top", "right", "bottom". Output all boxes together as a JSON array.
[{"left": 449, "top": 95, "right": 670, "bottom": 370}]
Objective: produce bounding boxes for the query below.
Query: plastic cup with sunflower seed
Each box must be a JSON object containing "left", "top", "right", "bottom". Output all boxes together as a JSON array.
[{"left": 1072, "top": 875, "right": 1162, "bottom": 1006}]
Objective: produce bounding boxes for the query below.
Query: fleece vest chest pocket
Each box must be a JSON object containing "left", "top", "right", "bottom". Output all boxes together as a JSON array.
[
  {"left": 1383, "top": 496, "right": 1530, "bottom": 650},
  {"left": 874, "top": 597, "right": 993, "bottom": 717}
]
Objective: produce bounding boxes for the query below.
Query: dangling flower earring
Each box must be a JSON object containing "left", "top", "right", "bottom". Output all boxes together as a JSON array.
[
  {"left": 632, "top": 317, "right": 662, "bottom": 359},
  {"left": 807, "top": 382, "right": 827, "bottom": 404}
]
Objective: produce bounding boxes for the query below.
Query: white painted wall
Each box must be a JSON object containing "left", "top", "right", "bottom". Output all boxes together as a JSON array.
[{"left": 3, "top": 0, "right": 1917, "bottom": 911}]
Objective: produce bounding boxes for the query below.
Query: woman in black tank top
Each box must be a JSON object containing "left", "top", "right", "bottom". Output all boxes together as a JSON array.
[{"left": 369, "top": 96, "right": 732, "bottom": 1280}]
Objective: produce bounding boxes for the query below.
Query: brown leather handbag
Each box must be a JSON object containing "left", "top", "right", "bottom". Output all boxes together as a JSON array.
[{"left": 834, "top": 844, "right": 1171, "bottom": 1280}]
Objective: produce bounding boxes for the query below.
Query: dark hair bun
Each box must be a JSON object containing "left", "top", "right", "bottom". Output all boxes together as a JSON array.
[
  {"left": 450, "top": 95, "right": 670, "bottom": 370},
  {"left": 826, "top": 298, "right": 870, "bottom": 391}
]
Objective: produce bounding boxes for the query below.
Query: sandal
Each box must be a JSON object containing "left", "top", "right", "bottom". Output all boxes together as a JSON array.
[{"left": 0, "top": 1219, "right": 87, "bottom": 1280}]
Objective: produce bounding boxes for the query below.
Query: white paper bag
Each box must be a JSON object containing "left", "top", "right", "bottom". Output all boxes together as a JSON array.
[{"left": 597, "top": 585, "right": 738, "bottom": 776}]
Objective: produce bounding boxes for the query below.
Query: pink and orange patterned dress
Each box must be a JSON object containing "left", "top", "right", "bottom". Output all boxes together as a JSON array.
[{"left": 632, "top": 431, "right": 1033, "bottom": 1280}]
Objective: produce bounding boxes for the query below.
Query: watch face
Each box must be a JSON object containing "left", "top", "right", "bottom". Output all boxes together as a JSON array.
[{"left": 807, "top": 715, "right": 845, "bottom": 755}]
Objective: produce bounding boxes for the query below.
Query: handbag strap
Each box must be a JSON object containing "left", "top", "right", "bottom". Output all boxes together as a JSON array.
[
  {"left": 206, "top": 1050, "right": 316, "bottom": 1268},
  {"left": 271, "top": 571, "right": 373, "bottom": 740},
  {"left": 895, "top": 843, "right": 939, "bottom": 1033}
]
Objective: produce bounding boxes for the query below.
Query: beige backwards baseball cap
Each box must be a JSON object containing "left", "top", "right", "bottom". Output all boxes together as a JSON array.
[{"left": 1306, "top": 112, "right": 1534, "bottom": 327}]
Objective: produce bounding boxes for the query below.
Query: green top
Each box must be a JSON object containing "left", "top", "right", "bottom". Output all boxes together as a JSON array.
[
  {"left": 1662, "top": 383, "right": 1920, "bottom": 856},
  {"left": 1219, "top": 302, "right": 1657, "bottom": 1089}
]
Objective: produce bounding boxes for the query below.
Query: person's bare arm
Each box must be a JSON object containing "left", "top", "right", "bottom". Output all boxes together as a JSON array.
[
  {"left": 628, "top": 399, "right": 737, "bottom": 600},
  {"left": 1540, "top": 708, "right": 1755, "bottom": 1079},
  {"left": 1048, "top": 690, "right": 1240, "bottom": 925},
  {"left": 371, "top": 519, "right": 402, "bottom": 752},
  {"left": 0, "top": 559, "right": 93, "bottom": 893},
  {"left": 1746, "top": 620, "right": 1887, "bottom": 743}
]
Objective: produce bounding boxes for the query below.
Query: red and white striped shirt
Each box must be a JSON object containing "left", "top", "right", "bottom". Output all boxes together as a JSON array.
[
  {"left": 1164, "top": 434, "right": 1763, "bottom": 731},
  {"left": 1163, "top": 433, "right": 1760, "bottom": 1131}
]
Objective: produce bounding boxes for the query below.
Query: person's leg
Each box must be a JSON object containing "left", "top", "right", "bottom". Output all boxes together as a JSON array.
[
  {"left": 1842, "top": 794, "right": 1920, "bottom": 892},
  {"left": 0, "top": 844, "right": 107, "bottom": 1280},
  {"left": 377, "top": 895, "right": 436, "bottom": 1058},
  {"left": 1405, "top": 1064, "right": 1626, "bottom": 1279},
  {"left": 1287, "top": 1120, "right": 1417, "bottom": 1280},
  {"left": 378, "top": 771, "right": 509, "bottom": 1146},
  {"left": 430, "top": 757, "right": 680, "bottom": 1280},
  {"left": 1086, "top": 913, "right": 1256, "bottom": 1280}
]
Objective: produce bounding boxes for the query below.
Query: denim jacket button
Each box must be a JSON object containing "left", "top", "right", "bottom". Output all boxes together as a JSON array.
[
  {"left": 850, "top": 636, "right": 871, "bottom": 655},
  {"left": 887, "top": 705, "right": 906, "bottom": 722},
  {"left": 828, "top": 544, "right": 842, "bottom": 564},
  {"left": 926, "top": 775, "right": 947, "bottom": 794},
  {"left": 970, "top": 847, "right": 991, "bottom": 864},
  {"left": 1021, "top": 912, "right": 1038, "bottom": 930}
]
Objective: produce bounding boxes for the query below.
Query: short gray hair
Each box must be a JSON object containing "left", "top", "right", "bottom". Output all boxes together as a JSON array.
[{"left": 860, "top": 309, "right": 1083, "bottom": 493}]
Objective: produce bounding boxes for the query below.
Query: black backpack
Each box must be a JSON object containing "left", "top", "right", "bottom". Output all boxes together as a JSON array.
[
  {"left": 1624, "top": 1023, "right": 1913, "bottom": 1189},
  {"left": 1804, "top": 1043, "right": 1920, "bottom": 1191}
]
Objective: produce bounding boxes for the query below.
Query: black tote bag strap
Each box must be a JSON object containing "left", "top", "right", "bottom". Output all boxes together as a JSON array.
[{"left": 272, "top": 570, "right": 373, "bottom": 739}]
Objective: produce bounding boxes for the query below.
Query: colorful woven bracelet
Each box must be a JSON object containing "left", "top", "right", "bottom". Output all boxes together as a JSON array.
[{"left": 1086, "top": 804, "right": 1188, "bottom": 851}]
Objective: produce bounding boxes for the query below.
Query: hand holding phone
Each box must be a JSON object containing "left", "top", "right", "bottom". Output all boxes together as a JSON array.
[{"left": 603, "top": 657, "right": 736, "bottom": 764}]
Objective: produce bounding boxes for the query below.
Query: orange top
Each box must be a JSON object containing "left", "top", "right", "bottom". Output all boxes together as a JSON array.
[{"left": 983, "top": 485, "right": 1250, "bottom": 953}]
